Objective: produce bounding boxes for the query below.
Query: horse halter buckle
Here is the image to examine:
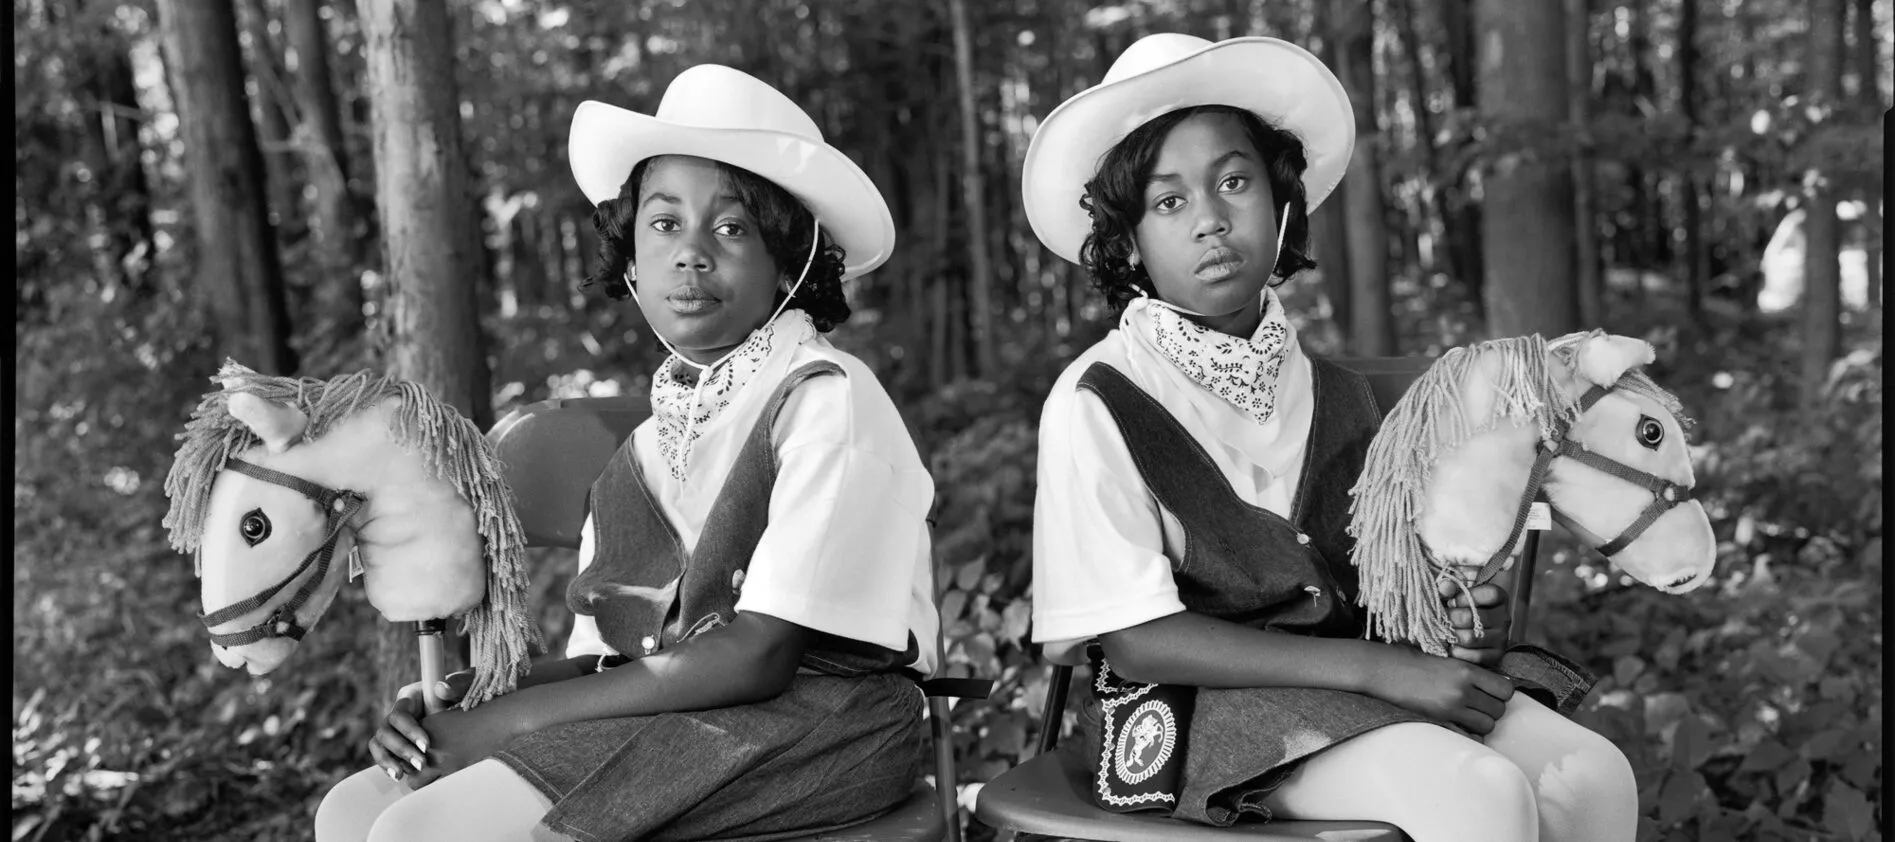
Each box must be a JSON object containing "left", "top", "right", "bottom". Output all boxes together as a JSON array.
[{"left": 200, "top": 458, "right": 365, "bottom": 648}]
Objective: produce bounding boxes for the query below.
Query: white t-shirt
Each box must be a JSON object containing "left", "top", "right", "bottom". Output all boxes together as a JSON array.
[
  {"left": 566, "top": 336, "right": 940, "bottom": 677},
  {"left": 1030, "top": 324, "right": 1315, "bottom": 664}
]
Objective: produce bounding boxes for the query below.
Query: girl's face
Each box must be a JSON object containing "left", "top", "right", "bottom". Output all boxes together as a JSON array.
[
  {"left": 1131, "top": 111, "right": 1279, "bottom": 334},
  {"left": 631, "top": 156, "right": 783, "bottom": 364}
]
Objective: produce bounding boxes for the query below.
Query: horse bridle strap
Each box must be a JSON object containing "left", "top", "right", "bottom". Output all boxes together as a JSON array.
[
  {"left": 1469, "top": 385, "right": 1693, "bottom": 586},
  {"left": 199, "top": 458, "right": 365, "bottom": 647}
]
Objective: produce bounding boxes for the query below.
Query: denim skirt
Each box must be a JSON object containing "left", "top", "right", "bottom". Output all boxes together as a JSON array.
[
  {"left": 493, "top": 672, "right": 923, "bottom": 842},
  {"left": 1074, "top": 670, "right": 1433, "bottom": 827}
]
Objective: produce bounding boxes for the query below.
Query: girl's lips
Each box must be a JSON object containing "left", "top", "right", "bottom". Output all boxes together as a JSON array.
[
  {"left": 1194, "top": 247, "right": 1245, "bottom": 280},
  {"left": 667, "top": 287, "right": 720, "bottom": 314}
]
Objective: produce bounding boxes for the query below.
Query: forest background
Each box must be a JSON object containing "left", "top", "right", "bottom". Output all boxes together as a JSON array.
[{"left": 12, "top": 0, "right": 1886, "bottom": 840}]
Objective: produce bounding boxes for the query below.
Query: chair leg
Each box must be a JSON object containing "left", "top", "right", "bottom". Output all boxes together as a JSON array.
[
  {"left": 930, "top": 696, "right": 962, "bottom": 842},
  {"left": 1032, "top": 664, "right": 1073, "bottom": 758}
]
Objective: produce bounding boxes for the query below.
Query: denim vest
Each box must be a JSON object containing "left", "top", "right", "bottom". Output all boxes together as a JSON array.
[
  {"left": 569, "top": 360, "right": 920, "bottom": 677},
  {"left": 1075, "top": 356, "right": 1382, "bottom": 637}
]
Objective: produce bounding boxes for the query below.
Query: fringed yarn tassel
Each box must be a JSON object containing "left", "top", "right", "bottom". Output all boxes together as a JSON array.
[{"left": 1348, "top": 336, "right": 1577, "bottom": 656}]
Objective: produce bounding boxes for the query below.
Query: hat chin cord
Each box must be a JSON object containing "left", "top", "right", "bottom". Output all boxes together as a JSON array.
[
  {"left": 1141, "top": 204, "right": 1293, "bottom": 321},
  {"left": 629, "top": 219, "right": 822, "bottom": 480}
]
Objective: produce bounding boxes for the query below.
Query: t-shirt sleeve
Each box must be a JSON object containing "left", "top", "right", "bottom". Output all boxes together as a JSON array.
[
  {"left": 1031, "top": 382, "right": 1184, "bottom": 650},
  {"left": 562, "top": 512, "right": 616, "bottom": 659},
  {"left": 734, "top": 371, "right": 932, "bottom": 654}
]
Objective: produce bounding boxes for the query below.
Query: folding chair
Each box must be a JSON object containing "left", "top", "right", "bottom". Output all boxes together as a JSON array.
[
  {"left": 486, "top": 395, "right": 991, "bottom": 842},
  {"left": 972, "top": 356, "right": 1547, "bottom": 842}
]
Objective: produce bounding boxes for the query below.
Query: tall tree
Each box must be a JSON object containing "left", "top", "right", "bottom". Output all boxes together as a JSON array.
[
  {"left": 1439, "top": 0, "right": 1486, "bottom": 317},
  {"left": 1476, "top": 0, "right": 1580, "bottom": 338},
  {"left": 239, "top": 0, "right": 302, "bottom": 239},
  {"left": 155, "top": 0, "right": 298, "bottom": 374},
  {"left": 1851, "top": 0, "right": 1883, "bottom": 308},
  {"left": 74, "top": 2, "right": 158, "bottom": 300},
  {"left": 950, "top": 0, "right": 998, "bottom": 377},
  {"left": 1800, "top": 0, "right": 1846, "bottom": 407},
  {"left": 1332, "top": 0, "right": 1395, "bottom": 354},
  {"left": 1309, "top": 2, "right": 1353, "bottom": 341},
  {"left": 1566, "top": 0, "right": 1602, "bottom": 327},
  {"left": 361, "top": 0, "right": 494, "bottom": 698},
  {"left": 283, "top": 0, "right": 367, "bottom": 314},
  {"left": 1677, "top": 0, "right": 1707, "bottom": 319}
]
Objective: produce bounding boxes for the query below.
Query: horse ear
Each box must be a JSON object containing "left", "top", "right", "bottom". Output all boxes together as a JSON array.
[
  {"left": 227, "top": 392, "right": 309, "bottom": 454},
  {"left": 1557, "top": 332, "right": 1656, "bottom": 390}
]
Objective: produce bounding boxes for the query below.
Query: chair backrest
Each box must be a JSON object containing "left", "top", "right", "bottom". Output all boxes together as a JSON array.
[
  {"left": 1028, "top": 355, "right": 1544, "bottom": 757},
  {"left": 486, "top": 395, "right": 650, "bottom": 549},
  {"left": 485, "top": 395, "right": 981, "bottom": 842}
]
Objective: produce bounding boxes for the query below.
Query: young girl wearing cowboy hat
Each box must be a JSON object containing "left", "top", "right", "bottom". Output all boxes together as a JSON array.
[
  {"left": 1024, "top": 34, "right": 1638, "bottom": 842},
  {"left": 315, "top": 64, "right": 940, "bottom": 842}
]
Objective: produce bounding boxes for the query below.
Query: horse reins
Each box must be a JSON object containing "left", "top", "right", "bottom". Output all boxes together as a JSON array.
[
  {"left": 1464, "top": 384, "right": 1694, "bottom": 589},
  {"left": 198, "top": 458, "right": 366, "bottom": 647}
]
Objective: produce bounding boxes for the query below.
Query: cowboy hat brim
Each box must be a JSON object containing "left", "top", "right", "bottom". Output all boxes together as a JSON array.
[
  {"left": 1022, "top": 37, "right": 1355, "bottom": 266},
  {"left": 569, "top": 101, "right": 896, "bottom": 279}
]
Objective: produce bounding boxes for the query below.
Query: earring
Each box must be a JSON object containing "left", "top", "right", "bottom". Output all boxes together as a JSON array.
[{"left": 1128, "top": 252, "right": 1142, "bottom": 269}]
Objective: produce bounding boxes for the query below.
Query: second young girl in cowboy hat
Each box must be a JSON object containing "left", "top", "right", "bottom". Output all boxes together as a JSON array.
[
  {"left": 314, "top": 64, "right": 939, "bottom": 842},
  {"left": 1024, "top": 34, "right": 1637, "bottom": 842}
]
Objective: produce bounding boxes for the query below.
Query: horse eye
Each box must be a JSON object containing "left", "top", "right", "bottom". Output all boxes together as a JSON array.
[
  {"left": 1636, "top": 416, "right": 1664, "bottom": 450},
  {"left": 240, "top": 509, "right": 272, "bottom": 546}
]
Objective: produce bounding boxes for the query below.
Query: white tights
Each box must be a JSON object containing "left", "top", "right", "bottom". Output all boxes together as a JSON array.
[
  {"left": 1261, "top": 693, "right": 1638, "bottom": 842},
  {"left": 313, "top": 759, "right": 573, "bottom": 842}
]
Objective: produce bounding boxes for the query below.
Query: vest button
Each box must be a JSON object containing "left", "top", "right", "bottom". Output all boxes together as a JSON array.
[
  {"left": 640, "top": 635, "right": 657, "bottom": 653},
  {"left": 1295, "top": 532, "right": 1311, "bottom": 545}
]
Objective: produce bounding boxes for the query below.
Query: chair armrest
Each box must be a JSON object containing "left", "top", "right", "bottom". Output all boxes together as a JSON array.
[{"left": 920, "top": 677, "right": 994, "bottom": 700}]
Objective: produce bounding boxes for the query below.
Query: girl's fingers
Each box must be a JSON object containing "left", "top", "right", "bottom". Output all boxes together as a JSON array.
[
  {"left": 387, "top": 711, "right": 432, "bottom": 755},
  {"left": 373, "top": 725, "right": 428, "bottom": 772}
]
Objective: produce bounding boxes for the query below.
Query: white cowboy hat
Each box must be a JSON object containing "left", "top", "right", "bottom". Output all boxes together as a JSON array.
[
  {"left": 569, "top": 64, "right": 895, "bottom": 279},
  {"left": 1022, "top": 33, "right": 1355, "bottom": 266}
]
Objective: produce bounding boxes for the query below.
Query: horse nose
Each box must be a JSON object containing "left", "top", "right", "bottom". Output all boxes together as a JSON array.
[{"left": 211, "top": 643, "right": 247, "bottom": 670}]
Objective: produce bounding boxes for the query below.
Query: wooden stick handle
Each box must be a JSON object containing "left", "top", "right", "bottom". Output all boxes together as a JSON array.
[{"left": 415, "top": 619, "right": 448, "bottom": 715}]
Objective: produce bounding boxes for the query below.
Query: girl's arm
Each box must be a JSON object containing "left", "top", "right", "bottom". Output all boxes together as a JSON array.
[
  {"left": 499, "top": 611, "right": 813, "bottom": 731},
  {"left": 1101, "top": 610, "right": 1516, "bottom": 734}
]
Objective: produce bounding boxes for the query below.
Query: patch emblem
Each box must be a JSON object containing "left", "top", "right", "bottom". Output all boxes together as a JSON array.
[{"left": 1113, "top": 701, "right": 1177, "bottom": 785}]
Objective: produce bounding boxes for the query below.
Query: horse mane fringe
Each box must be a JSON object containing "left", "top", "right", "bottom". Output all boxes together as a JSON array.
[
  {"left": 1346, "top": 336, "right": 1578, "bottom": 655},
  {"left": 164, "top": 360, "right": 540, "bottom": 707},
  {"left": 385, "top": 381, "right": 541, "bottom": 708}
]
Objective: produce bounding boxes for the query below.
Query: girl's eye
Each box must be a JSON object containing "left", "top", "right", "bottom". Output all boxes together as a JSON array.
[
  {"left": 1220, "top": 174, "right": 1249, "bottom": 191},
  {"left": 1636, "top": 415, "right": 1664, "bottom": 450},
  {"left": 240, "top": 509, "right": 272, "bottom": 546},
  {"left": 648, "top": 218, "right": 679, "bottom": 233},
  {"left": 1154, "top": 196, "right": 1182, "bottom": 213},
  {"left": 714, "top": 221, "right": 747, "bottom": 237}
]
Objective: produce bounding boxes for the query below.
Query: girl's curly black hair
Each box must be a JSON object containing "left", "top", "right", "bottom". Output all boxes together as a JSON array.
[
  {"left": 579, "top": 156, "right": 852, "bottom": 332},
  {"left": 1077, "top": 105, "right": 1318, "bottom": 314}
]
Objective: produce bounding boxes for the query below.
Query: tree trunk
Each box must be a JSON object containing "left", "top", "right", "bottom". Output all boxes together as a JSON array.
[
  {"left": 1334, "top": 0, "right": 1395, "bottom": 355},
  {"left": 284, "top": 0, "right": 366, "bottom": 319},
  {"left": 1440, "top": 0, "right": 1486, "bottom": 317},
  {"left": 949, "top": 0, "right": 997, "bottom": 378},
  {"left": 1476, "top": 0, "right": 1580, "bottom": 339},
  {"left": 156, "top": 0, "right": 298, "bottom": 374},
  {"left": 1677, "top": 0, "right": 1706, "bottom": 320},
  {"left": 239, "top": 0, "right": 303, "bottom": 239},
  {"left": 1567, "top": 0, "right": 1603, "bottom": 328},
  {"left": 1801, "top": 0, "right": 1846, "bottom": 408},
  {"left": 1393, "top": 0, "right": 1451, "bottom": 282},
  {"left": 362, "top": 0, "right": 494, "bottom": 700},
  {"left": 1853, "top": 0, "right": 1883, "bottom": 308},
  {"left": 1309, "top": 2, "right": 1353, "bottom": 344},
  {"left": 76, "top": 4, "right": 158, "bottom": 301}
]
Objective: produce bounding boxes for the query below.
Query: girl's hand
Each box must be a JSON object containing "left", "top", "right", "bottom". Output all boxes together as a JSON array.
[
  {"left": 1368, "top": 647, "right": 1515, "bottom": 735},
  {"left": 367, "top": 671, "right": 475, "bottom": 784},
  {"left": 400, "top": 697, "right": 535, "bottom": 788},
  {"left": 1437, "top": 577, "right": 1511, "bottom": 667}
]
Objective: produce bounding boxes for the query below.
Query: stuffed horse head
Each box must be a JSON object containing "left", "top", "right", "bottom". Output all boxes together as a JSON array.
[
  {"left": 163, "top": 360, "right": 539, "bottom": 707},
  {"left": 1348, "top": 331, "right": 1715, "bottom": 656}
]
